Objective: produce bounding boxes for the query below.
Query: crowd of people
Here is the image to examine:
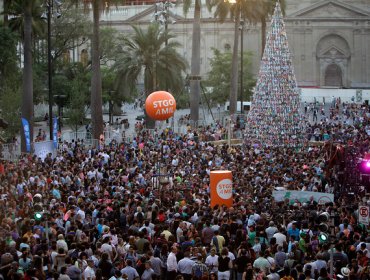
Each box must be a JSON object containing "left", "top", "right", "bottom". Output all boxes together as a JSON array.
[{"left": 0, "top": 101, "right": 369, "bottom": 280}]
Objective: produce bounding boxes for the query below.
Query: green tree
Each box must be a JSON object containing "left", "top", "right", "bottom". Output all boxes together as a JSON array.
[
  {"left": 65, "top": 78, "right": 88, "bottom": 134},
  {"left": 100, "top": 27, "right": 120, "bottom": 65},
  {"left": 6, "top": 0, "right": 45, "bottom": 39},
  {"left": 113, "top": 23, "right": 187, "bottom": 128},
  {"left": 0, "top": 82, "right": 22, "bottom": 140},
  {"left": 62, "top": 62, "right": 91, "bottom": 104},
  {"left": 205, "top": 48, "right": 255, "bottom": 105},
  {"left": 62, "top": 62, "right": 90, "bottom": 133},
  {"left": 0, "top": 26, "right": 19, "bottom": 89},
  {"left": 51, "top": 7, "right": 91, "bottom": 65},
  {"left": 0, "top": 25, "right": 21, "bottom": 140},
  {"left": 209, "top": 0, "right": 262, "bottom": 115}
]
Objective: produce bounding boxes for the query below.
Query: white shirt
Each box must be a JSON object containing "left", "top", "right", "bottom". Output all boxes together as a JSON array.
[
  {"left": 227, "top": 251, "right": 235, "bottom": 262},
  {"left": 265, "top": 226, "right": 278, "bottom": 241},
  {"left": 167, "top": 252, "right": 178, "bottom": 272},
  {"left": 177, "top": 257, "right": 195, "bottom": 274},
  {"left": 176, "top": 227, "right": 183, "bottom": 243},
  {"left": 101, "top": 243, "right": 113, "bottom": 259},
  {"left": 205, "top": 255, "right": 219, "bottom": 273},
  {"left": 57, "top": 239, "right": 68, "bottom": 252},
  {"left": 121, "top": 266, "right": 139, "bottom": 280},
  {"left": 273, "top": 232, "right": 287, "bottom": 247},
  {"left": 77, "top": 209, "right": 86, "bottom": 221},
  {"left": 83, "top": 266, "right": 95, "bottom": 280}
]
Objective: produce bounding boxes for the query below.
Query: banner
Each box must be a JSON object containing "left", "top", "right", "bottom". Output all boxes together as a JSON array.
[
  {"left": 53, "top": 116, "right": 58, "bottom": 148},
  {"left": 210, "top": 170, "right": 233, "bottom": 208},
  {"left": 272, "top": 190, "right": 334, "bottom": 205},
  {"left": 21, "top": 117, "right": 31, "bottom": 152},
  {"left": 33, "top": 140, "right": 56, "bottom": 161}
]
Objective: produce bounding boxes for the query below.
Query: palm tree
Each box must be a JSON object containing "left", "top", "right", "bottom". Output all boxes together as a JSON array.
[
  {"left": 210, "top": 0, "right": 261, "bottom": 115},
  {"left": 5, "top": 0, "right": 44, "bottom": 151},
  {"left": 183, "top": 0, "right": 202, "bottom": 126},
  {"left": 21, "top": 1, "right": 34, "bottom": 152},
  {"left": 72, "top": 0, "right": 121, "bottom": 140},
  {"left": 113, "top": 23, "right": 187, "bottom": 128},
  {"left": 89, "top": 0, "right": 104, "bottom": 140},
  {"left": 259, "top": 0, "right": 286, "bottom": 57}
]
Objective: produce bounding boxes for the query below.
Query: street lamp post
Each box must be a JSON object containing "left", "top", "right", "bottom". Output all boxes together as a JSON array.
[
  {"left": 54, "top": 95, "right": 66, "bottom": 131},
  {"left": 44, "top": 0, "right": 61, "bottom": 140},
  {"left": 240, "top": 19, "right": 244, "bottom": 115},
  {"left": 47, "top": 1, "right": 53, "bottom": 140}
]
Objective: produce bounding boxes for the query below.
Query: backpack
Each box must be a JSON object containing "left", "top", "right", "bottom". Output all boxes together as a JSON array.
[
  {"left": 125, "top": 253, "right": 137, "bottom": 268},
  {"left": 193, "top": 263, "right": 205, "bottom": 279},
  {"left": 212, "top": 236, "right": 219, "bottom": 253},
  {"left": 69, "top": 249, "right": 79, "bottom": 261},
  {"left": 160, "top": 253, "right": 168, "bottom": 269},
  {"left": 261, "top": 241, "right": 267, "bottom": 252}
]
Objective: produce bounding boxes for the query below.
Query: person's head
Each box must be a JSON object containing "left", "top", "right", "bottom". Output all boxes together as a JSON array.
[
  {"left": 319, "top": 267, "right": 328, "bottom": 278},
  {"left": 183, "top": 251, "right": 190, "bottom": 258},
  {"left": 210, "top": 248, "right": 216, "bottom": 256},
  {"left": 304, "top": 269, "right": 312, "bottom": 278},
  {"left": 172, "top": 245, "right": 178, "bottom": 254},
  {"left": 126, "top": 259, "right": 133, "bottom": 267},
  {"left": 129, "top": 246, "right": 135, "bottom": 253},
  {"left": 221, "top": 247, "right": 228, "bottom": 256},
  {"left": 101, "top": 252, "right": 109, "bottom": 261},
  {"left": 145, "top": 261, "right": 151, "bottom": 270},
  {"left": 87, "top": 259, "right": 94, "bottom": 267},
  {"left": 114, "top": 270, "right": 122, "bottom": 278}
]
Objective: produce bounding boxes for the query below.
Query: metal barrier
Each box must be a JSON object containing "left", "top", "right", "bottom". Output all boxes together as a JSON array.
[
  {"left": 0, "top": 143, "right": 21, "bottom": 161},
  {"left": 61, "top": 131, "right": 93, "bottom": 142}
]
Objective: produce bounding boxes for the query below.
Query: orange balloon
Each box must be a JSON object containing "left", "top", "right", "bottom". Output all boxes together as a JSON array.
[{"left": 145, "top": 91, "right": 176, "bottom": 120}]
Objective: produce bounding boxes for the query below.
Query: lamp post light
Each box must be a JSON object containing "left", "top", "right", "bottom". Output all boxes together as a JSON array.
[
  {"left": 153, "top": 0, "right": 174, "bottom": 124},
  {"left": 54, "top": 95, "right": 66, "bottom": 131},
  {"left": 108, "top": 90, "right": 115, "bottom": 125},
  {"left": 224, "top": 0, "right": 243, "bottom": 115},
  {"left": 43, "top": 0, "right": 62, "bottom": 140},
  {"left": 240, "top": 19, "right": 244, "bottom": 115}
]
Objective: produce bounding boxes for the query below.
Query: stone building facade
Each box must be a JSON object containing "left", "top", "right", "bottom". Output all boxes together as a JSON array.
[
  {"left": 1, "top": 0, "right": 369, "bottom": 88},
  {"left": 99, "top": 0, "right": 370, "bottom": 89}
]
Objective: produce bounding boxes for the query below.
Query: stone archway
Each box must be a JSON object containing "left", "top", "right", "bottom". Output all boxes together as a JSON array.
[
  {"left": 325, "top": 64, "right": 342, "bottom": 87},
  {"left": 316, "top": 34, "right": 350, "bottom": 87}
]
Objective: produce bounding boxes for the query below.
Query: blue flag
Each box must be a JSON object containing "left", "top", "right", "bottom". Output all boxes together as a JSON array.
[
  {"left": 21, "top": 117, "right": 31, "bottom": 152},
  {"left": 53, "top": 116, "right": 58, "bottom": 148}
]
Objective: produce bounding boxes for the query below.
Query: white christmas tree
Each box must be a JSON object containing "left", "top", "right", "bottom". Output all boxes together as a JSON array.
[{"left": 245, "top": 2, "right": 304, "bottom": 147}]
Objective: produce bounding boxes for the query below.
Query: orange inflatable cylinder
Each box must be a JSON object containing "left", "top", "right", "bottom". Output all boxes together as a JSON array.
[{"left": 210, "top": 170, "right": 233, "bottom": 208}]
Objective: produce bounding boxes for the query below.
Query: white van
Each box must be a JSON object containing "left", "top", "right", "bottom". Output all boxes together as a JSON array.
[{"left": 224, "top": 101, "right": 251, "bottom": 112}]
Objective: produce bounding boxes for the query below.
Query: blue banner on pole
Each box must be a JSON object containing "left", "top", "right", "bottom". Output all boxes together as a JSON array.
[
  {"left": 53, "top": 116, "right": 58, "bottom": 148},
  {"left": 21, "top": 117, "right": 31, "bottom": 152}
]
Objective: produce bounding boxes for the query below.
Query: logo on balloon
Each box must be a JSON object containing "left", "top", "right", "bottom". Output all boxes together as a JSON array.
[
  {"left": 216, "top": 179, "right": 232, "bottom": 200},
  {"left": 145, "top": 91, "right": 176, "bottom": 121}
]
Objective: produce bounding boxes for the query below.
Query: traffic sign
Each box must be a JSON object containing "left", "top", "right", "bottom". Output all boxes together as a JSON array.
[{"left": 359, "top": 206, "right": 369, "bottom": 225}]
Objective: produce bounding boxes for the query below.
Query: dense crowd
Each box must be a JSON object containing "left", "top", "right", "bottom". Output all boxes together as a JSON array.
[{"left": 0, "top": 101, "right": 369, "bottom": 280}]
